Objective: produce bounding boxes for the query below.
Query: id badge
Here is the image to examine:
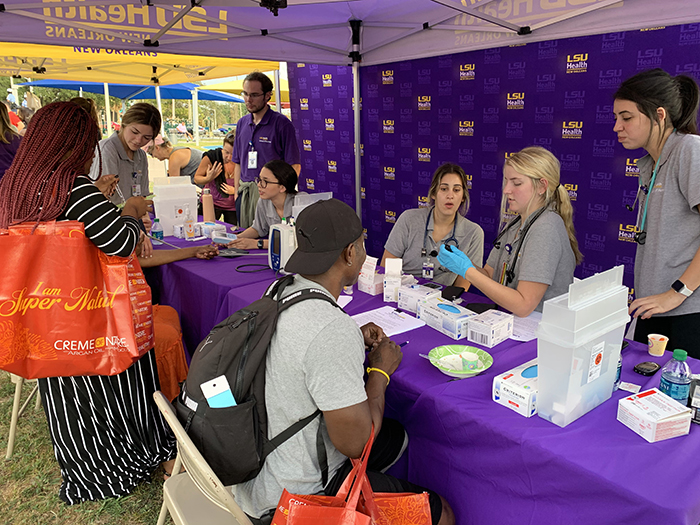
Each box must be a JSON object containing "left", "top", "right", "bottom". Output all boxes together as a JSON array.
[
  {"left": 248, "top": 150, "right": 258, "bottom": 169},
  {"left": 200, "top": 375, "right": 237, "bottom": 408},
  {"left": 422, "top": 261, "right": 434, "bottom": 280},
  {"left": 131, "top": 171, "right": 141, "bottom": 197}
]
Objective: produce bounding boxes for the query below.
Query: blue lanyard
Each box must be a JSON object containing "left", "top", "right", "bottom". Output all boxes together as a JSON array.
[
  {"left": 638, "top": 137, "right": 670, "bottom": 235},
  {"left": 422, "top": 206, "right": 458, "bottom": 257}
]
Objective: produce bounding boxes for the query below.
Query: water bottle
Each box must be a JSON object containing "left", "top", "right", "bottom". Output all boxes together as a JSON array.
[
  {"left": 151, "top": 218, "right": 164, "bottom": 245},
  {"left": 184, "top": 204, "right": 195, "bottom": 239},
  {"left": 659, "top": 349, "right": 692, "bottom": 405},
  {"left": 613, "top": 352, "right": 623, "bottom": 391},
  {"left": 202, "top": 188, "right": 215, "bottom": 223}
]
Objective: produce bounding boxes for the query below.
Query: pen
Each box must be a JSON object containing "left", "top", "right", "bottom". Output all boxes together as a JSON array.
[{"left": 399, "top": 341, "right": 409, "bottom": 347}]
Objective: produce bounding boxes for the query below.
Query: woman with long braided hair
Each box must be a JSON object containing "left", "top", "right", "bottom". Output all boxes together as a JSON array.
[
  {"left": 0, "top": 101, "right": 176, "bottom": 504},
  {"left": 0, "top": 101, "right": 21, "bottom": 180}
]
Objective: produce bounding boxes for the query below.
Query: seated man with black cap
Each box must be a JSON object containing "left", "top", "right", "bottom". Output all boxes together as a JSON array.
[{"left": 232, "top": 198, "right": 455, "bottom": 525}]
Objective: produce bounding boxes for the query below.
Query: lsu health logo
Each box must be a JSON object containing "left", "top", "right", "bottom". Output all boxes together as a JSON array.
[
  {"left": 619, "top": 224, "right": 640, "bottom": 243},
  {"left": 679, "top": 24, "right": 700, "bottom": 46},
  {"left": 536, "top": 74, "right": 556, "bottom": 92},
  {"left": 299, "top": 98, "right": 309, "bottom": 110},
  {"left": 325, "top": 118, "right": 334, "bottom": 131},
  {"left": 562, "top": 121, "right": 583, "bottom": 139},
  {"left": 566, "top": 53, "right": 588, "bottom": 74},
  {"left": 302, "top": 139, "right": 312, "bottom": 152},
  {"left": 459, "top": 121, "right": 475, "bottom": 136},
  {"left": 637, "top": 48, "right": 663, "bottom": 69},
  {"left": 383, "top": 166, "right": 396, "bottom": 180},
  {"left": 564, "top": 183, "right": 578, "bottom": 201},
  {"left": 385, "top": 209, "right": 397, "bottom": 223},
  {"left": 506, "top": 92, "right": 524, "bottom": 110},
  {"left": 601, "top": 32, "right": 625, "bottom": 53},
  {"left": 383, "top": 96, "right": 395, "bottom": 111},
  {"left": 508, "top": 61, "right": 526, "bottom": 80},
  {"left": 400, "top": 134, "right": 413, "bottom": 148},
  {"left": 324, "top": 98, "right": 334, "bottom": 111},
  {"left": 584, "top": 233, "right": 606, "bottom": 252},
  {"left": 382, "top": 70, "right": 394, "bottom": 84},
  {"left": 400, "top": 82, "right": 413, "bottom": 97},
  {"left": 327, "top": 160, "right": 337, "bottom": 173},
  {"left": 595, "top": 104, "right": 614, "bottom": 124},
  {"left": 480, "top": 190, "right": 498, "bottom": 207},
  {"left": 418, "top": 196, "right": 430, "bottom": 208},
  {"left": 460, "top": 94, "right": 475, "bottom": 110},
  {"left": 418, "top": 147, "right": 431, "bottom": 162},
  {"left": 458, "top": 148, "right": 473, "bottom": 164},
  {"left": 616, "top": 255, "right": 635, "bottom": 275},
  {"left": 587, "top": 203, "right": 609, "bottom": 221},
  {"left": 599, "top": 69, "right": 623, "bottom": 89},
  {"left": 322, "top": 73, "right": 333, "bottom": 87},
  {"left": 460, "top": 63, "right": 475, "bottom": 80},
  {"left": 484, "top": 77, "right": 500, "bottom": 95},
  {"left": 506, "top": 122, "right": 523, "bottom": 139},
  {"left": 305, "top": 178, "right": 315, "bottom": 190},
  {"left": 564, "top": 90, "right": 585, "bottom": 109},
  {"left": 538, "top": 41, "right": 558, "bottom": 59},
  {"left": 482, "top": 136, "right": 498, "bottom": 152},
  {"left": 310, "top": 86, "right": 321, "bottom": 99},
  {"left": 438, "top": 134, "right": 452, "bottom": 150},
  {"left": 581, "top": 262, "right": 604, "bottom": 278},
  {"left": 383, "top": 119, "right": 395, "bottom": 134},
  {"left": 625, "top": 158, "right": 640, "bottom": 176},
  {"left": 438, "top": 80, "right": 453, "bottom": 96},
  {"left": 418, "top": 95, "right": 431, "bottom": 110},
  {"left": 417, "top": 68, "right": 431, "bottom": 84},
  {"left": 483, "top": 107, "right": 499, "bottom": 124},
  {"left": 560, "top": 153, "right": 580, "bottom": 171},
  {"left": 481, "top": 164, "right": 498, "bottom": 180},
  {"left": 592, "top": 139, "right": 615, "bottom": 158},
  {"left": 438, "top": 107, "right": 452, "bottom": 124},
  {"left": 535, "top": 106, "right": 554, "bottom": 124},
  {"left": 465, "top": 173, "right": 473, "bottom": 189}
]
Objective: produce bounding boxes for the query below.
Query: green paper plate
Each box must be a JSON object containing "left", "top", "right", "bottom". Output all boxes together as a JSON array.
[{"left": 427, "top": 345, "right": 493, "bottom": 378}]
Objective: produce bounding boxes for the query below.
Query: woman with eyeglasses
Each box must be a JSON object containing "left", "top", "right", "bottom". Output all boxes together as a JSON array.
[
  {"left": 193, "top": 131, "right": 237, "bottom": 224},
  {"left": 613, "top": 69, "right": 700, "bottom": 356},
  {"left": 148, "top": 135, "right": 203, "bottom": 184},
  {"left": 227, "top": 159, "right": 304, "bottom": 250},
  {"left": 381, "top": 163, "right": 484, "bottom": 289},
  {"left": 438, "top": 147, "right": 581, "bottom": 317}
]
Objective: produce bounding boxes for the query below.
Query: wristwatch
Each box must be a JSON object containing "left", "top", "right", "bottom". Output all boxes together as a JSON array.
[
  {"left": 671, "top": 280, "right": 693, "bottom": 297},
  {"left": 257, "top": 239, "right": 264, "bottom": 250}
]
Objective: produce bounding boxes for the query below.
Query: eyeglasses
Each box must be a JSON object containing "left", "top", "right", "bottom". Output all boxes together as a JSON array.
[
  {"left": 255, "top": 176, "right": 281, "bottom": 188},
  {"left": 241, "top": 91, "right": 265, "bottom": 99}
]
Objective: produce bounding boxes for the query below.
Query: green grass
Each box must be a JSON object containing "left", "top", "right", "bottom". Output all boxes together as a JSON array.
[{"left": 0, "top": 373, "right": 171, "bottom": 524}]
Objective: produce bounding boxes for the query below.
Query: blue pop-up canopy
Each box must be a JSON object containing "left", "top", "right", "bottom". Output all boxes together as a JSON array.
[{"left": 17, "top": 79, "right": 243, "bottom": 102}]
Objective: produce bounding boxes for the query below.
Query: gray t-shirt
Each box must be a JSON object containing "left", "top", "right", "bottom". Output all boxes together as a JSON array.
[
  {"left": 232, "top": 276, "right": 367, "bottom": 518},
  {"left": 486, "top": 209, "right": 575, "bottom": 313},
  {"left": 384, "top": 206, "right": 484, "bottom": 285},
  {"left": 171, "top": 146, "right": 203, "bottom": 183},
  {"left": 89, "top": 132, "right": 149, "bottom": 204},
  {"left": 634, "top": 132, "right": 700, "bottom": 316},
  {"left": 251, "top": 192, "right": 306, "bottom": 239}
]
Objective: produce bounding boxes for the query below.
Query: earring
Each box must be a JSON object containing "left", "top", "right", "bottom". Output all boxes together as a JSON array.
[{"left": 347, "top": 261, "right": 353, "bottom": 267}]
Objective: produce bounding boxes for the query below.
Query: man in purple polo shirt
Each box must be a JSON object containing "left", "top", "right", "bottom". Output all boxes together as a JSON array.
[{"left": 232, "top": 71, "right": 301, "bottom": 229}]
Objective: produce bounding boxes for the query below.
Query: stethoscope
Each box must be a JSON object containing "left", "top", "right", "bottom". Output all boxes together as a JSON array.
[
  {"left": 625, "top": 138, "right": 668, "bottom": 245},
  {"left": 492, "top": 206, "right": 547, "bottom": 285},
  {"left": 421, "top": 206, "right": 459, "bottom": 259}
]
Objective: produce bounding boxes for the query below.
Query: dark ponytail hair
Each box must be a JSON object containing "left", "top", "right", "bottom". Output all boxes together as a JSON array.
[
  {"left": 615, "top": 68, "right": 700, "bottom": 136},
  {"left": 264, "top": 159, "right": 298, "bottom": 195}
]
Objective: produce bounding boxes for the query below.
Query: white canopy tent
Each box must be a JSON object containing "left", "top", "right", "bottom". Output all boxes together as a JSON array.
[{"left": 2, "top": 0, "right": 700, "bottom": 214}]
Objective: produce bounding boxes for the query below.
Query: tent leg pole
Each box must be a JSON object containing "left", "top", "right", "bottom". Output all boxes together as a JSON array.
[
  {"left": 274, "top": 68, "right": 282, "bottom": 112},
  {"left": 155, "top": 85, "right": 164, "bottom": 137},
  {"left": 104, "top": 83, "right": 111, "bottom": 138},
  {"left": 350, "top": 19, "right": 362, "bottom": 219},
  {"left": 193, "top": 90, "right": 199, "bottom": 147}
]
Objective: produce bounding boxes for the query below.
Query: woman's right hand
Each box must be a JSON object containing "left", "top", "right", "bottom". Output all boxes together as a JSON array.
[
  {"left": 95, "top": 174, "right": 119, "bottom": 198},
  {"left": 207, "top": 161, "right": 223, "bottom": 182},
  {"left": 123, "top": 196, "right": 151, "bottom": 218},
  {"left": 437, "top": 244, "right": 474, "bottom": 277}
]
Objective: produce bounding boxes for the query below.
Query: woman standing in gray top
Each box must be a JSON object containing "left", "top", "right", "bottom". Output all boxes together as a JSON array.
[
  {"left": 613, "top": 69, "right": 700, "bottom": 356},
  {"left": 438, "top": 147, "right": 581, "bottom": 316},
  {"left": 148, "top": 136, "right": 203, "bottom": 183}
]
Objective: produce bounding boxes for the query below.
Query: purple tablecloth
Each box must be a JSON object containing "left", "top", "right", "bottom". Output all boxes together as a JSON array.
[{"left": 151, "top": 261, "right": 700, "bottom": 524}]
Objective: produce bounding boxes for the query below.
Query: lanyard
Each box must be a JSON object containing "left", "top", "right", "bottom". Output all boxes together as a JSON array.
[
  {"left": 421, "top": 207, "right": 458, "bottom": 258},
  {"left": 637, "top": 153, "right": 664, "bottom": 236}
]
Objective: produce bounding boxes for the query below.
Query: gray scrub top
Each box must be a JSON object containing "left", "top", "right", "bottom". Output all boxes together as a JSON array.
[
  {"left": 251, "top": 192, "right": 307, "bottom": 238},
  {"left": 486, "top": 209, "right": 575, "bottom": 312},
  {"left": 89, "top": 132, "right": 149, "bottom": 205},
  {"left": 384, "top": 206, "right": 484, "bottom": 285}
]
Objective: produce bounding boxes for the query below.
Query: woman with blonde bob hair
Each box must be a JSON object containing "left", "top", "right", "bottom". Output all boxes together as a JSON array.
[{"left": 439, "top": 146, "right": 581, "bottom": 317}]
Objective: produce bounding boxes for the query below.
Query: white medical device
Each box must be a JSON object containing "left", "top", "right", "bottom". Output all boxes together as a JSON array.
[{"left": 268, "top": 223, "right": 297, "bottom": 274}]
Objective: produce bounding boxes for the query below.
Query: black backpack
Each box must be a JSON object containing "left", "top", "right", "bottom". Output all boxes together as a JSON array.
[{"left": 175, "top": 275, "right": 339, "bottom": 486}]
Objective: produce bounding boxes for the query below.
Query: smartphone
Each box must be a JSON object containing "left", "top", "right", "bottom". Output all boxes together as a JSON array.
[
  {"left": 424, "top": 282, "right": 443, "bottom": 290},
  {"left": 633, "top": 361, "right": 661, "bottom": 376}
]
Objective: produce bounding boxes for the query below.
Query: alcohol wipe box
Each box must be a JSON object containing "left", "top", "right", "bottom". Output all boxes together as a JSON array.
[
  {"left": 468, "top": 310, "right": 514, "bottom": 348},
  {"left": 617, "top": 388, "right": 691, "bottom": 443},
  {"left": 358, "top": 256, "right": 383, "bottom": 296},
  {"left": 398, "top": 284, "right": 441, "bottom": 314},
  {"left": 493, "top": 358, "right": 538, "bottom": 417},
  {"left": 417, "top": 297, "right": 477, "bottom": 340}
]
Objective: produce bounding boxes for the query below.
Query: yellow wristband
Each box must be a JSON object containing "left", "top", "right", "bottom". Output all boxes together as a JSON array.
[{"left": 367, "top": 367, "right": 390, "bottom": 385}]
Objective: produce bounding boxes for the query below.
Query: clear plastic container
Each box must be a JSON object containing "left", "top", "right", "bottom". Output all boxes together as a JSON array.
[{"left": 659, "top": 349, "right": 692, "bottom": 405}]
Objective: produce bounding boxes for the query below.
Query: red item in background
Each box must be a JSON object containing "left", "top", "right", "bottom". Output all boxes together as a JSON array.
[{"left": 0, "top": 221, "right": 153, "bottom": 378}]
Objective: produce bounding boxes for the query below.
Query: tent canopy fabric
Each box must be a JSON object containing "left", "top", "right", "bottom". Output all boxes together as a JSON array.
[
  {"left": 1, "top": 1, "right": 700, "bottom": 67},
  {"left": 16, "top": 79, "right": 244, "bottom": 102},
  {"left": 0, "top": 42, "right": 278, "bottom": 84},
  {"left": 203, "top": 77, "right": 289, "bottom": 104}
]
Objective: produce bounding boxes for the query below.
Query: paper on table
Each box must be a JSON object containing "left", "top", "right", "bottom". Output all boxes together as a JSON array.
[
  {"left": 338, "top": 295, "right": 353, "bottom": 309},
  {"left": 511, "top": 310, "right": 542, "bottom": 342},
  {"left": 351, "top": 306, "right": 425, "bottom": 337}
]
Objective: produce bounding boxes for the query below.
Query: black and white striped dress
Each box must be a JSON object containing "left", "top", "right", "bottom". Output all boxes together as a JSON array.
[{"left": 38, "top": 176, "right": 176, "bottom": 504}]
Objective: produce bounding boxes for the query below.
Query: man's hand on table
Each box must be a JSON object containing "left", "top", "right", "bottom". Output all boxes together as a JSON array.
[
  {"left": 361, "top": 322, "right": 387, "bottom": 350},
  {"left": 367, "top": 338, "right": 403, "bottom": 379}
]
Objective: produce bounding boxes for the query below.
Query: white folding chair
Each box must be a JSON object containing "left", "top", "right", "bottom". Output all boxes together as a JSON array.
[
  {"left": 6, "top": 373, "right": 41, "bottom": 459},
  {"left": 153, "top": 390, "right": 254, "bottom": 525}
]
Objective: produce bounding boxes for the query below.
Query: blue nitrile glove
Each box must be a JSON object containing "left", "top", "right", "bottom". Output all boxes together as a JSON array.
[{"left": 438, "top": 244, "right": 474, "bottom": 277}]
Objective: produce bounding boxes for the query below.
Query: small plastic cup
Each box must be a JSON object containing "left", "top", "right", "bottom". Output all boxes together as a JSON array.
[
  {"left": 460, "top": 351, "right": 479, "bottom": 371},
  {"left": 647, "top": 334, "right": 669, "bottom": 357}
]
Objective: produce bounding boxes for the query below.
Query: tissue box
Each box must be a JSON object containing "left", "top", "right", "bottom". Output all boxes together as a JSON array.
[
  {"left": 617, "top": 388, "right": 692, "bottom": 443},
  {"left": 417, "top": 297, "right": 477, "bottom": 340},
  {"left": 383, "top": 275, "right": 402, "bottom": 302},
  {"left": 493, "top": 358, "right": 538, "bottom": 417},
  {"left": 358, "top": 273, "right": 383, "bottom": 295},
  {"left": 468, "top": 310, "right": 514, "bottom": 348},
  {"left": 398, "top": 284, "right": 441, "bottom": 314}
]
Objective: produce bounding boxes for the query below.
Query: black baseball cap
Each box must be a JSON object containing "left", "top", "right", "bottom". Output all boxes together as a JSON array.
[{"left": 284, "top": 198, "right": 363, "bottom": 275}]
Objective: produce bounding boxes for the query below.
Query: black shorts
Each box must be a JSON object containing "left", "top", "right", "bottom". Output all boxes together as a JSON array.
[{"left": 324, "top": 418, "right": 443, "bottom": 525}]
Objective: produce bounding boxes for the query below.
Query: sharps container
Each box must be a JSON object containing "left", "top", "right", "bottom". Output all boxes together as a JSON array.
[
  {"left": 152, "top": 177, "right": 198, "bottom": 236},
  {"left": 535, "top": 266, "right": 630, "bottom": 427}
]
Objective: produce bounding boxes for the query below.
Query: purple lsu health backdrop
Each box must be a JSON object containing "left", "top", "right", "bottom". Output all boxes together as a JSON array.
[{"left": 288, "top": 24, "right": 700, "bottom": 300}]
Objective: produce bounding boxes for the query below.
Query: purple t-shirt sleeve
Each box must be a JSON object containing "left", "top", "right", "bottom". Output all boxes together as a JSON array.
[
  {"left": 278, "top": 118, "right": 301, "bottom": 166},
  {"left": 231, "top": 118, "right": 244, "bottom": 164}
]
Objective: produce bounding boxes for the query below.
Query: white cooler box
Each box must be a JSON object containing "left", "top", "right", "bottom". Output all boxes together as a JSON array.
[{"left": 152, "top": 177, "right": 198, "bottom": 236}]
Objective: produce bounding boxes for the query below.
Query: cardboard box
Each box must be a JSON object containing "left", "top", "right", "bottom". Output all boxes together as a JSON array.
[
  {"left": 468, "top": 310, "right": 514, "bottom": 348},
  {"left": 417, "top": 297, "right": 477, "bottom": 340},
  {"left": 398, "top": 284, "right": 441, "bottom": 314},
  {"left": 617, "top": 388, "right": 692, "bottom": 443},
  {"left": 493, "top": 358, "right": 538, "bottom": 417},
  {"left": 358, "top": 256, "right": 383, "bottom": 296},
  {"left": 383, "top": 259, "right": 402, "bottom": 302}
]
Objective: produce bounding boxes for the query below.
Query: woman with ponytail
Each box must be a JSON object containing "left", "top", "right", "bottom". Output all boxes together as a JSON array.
[
  {"left": 438, "top": 146, "right": 580, "bottom": 317},
  {"left": 193, "top": 130, "right": 237, "bottom": 224},
  {"left": 0, "top": 102, "right": 176, "bottom": 504},
  {"left": 613, "top": 68, "right": 700, "bottom": 356}
]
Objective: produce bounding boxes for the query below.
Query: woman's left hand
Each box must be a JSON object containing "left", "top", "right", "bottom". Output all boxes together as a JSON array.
[
  {"left": 227, "top": 237, "right": 258, "bottom": 250},
  {"left": 629, "top": 290, "right": 686, "bottom": 319},
  {"left": 221, "top": 182, "right": 236, "bottom": 196},
  {"left": 437, "top": 244, "right": 474, "bottom": 278},
  {"left": 140, "top": 234, "right": 153, "bottom": 258}
]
